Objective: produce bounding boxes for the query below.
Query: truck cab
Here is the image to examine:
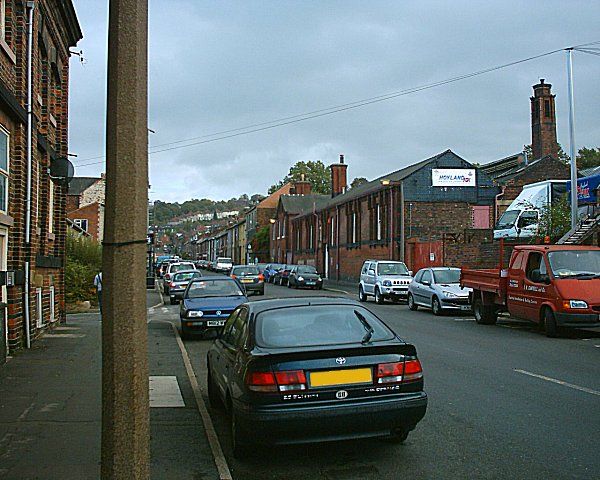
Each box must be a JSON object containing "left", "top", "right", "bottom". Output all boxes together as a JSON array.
[{"left": 462, "top": 245, "right": 600, "bottom": 337}]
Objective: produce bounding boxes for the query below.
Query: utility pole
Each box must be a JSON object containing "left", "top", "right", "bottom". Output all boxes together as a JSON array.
[
  {"left": 101, "top": 0, "right": 149, "bottom": 478},
  {"left": 566, "top": 48, "right": 578, "bottom": 229}
]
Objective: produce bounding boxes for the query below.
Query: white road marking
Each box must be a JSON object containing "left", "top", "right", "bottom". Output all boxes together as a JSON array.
[
  {"left": 54, "top": 326, "right": 80, "bottom": 331},
  {"left": 45, "top": 333, "right": 86, "bottom": 338},
  {"left": 453, "top": 318, "right": 475, "bottom": 322},
  {"left": 515, "top": 369, "right": 600, "bottom": 396},
  {"left": 149, "top": 376, "right": 185, "bottom": 407},
  {"left": 169, "top": 321, "right": 233, "bottom": 480}
]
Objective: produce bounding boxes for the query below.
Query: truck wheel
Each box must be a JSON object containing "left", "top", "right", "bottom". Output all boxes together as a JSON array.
[
  {"left": 358, "top": 286, "right": 367, "bottom": 302},
  {"left": 408, "top": 293, "right": 418, "bottom": 311},
  {"left": 544, "top": 308, "right": 559, "bottom": 338},
  {"left": 473, "top": 297, "right": 497, "bottom": 325},
  {"left": 432, "top": 297, "right": 442, "bottom": 316},
  {"left": 375, "top": 288, "right": 384, "bottom": 304}
]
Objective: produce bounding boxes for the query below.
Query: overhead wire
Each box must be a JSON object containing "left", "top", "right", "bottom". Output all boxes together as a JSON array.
[{"left": 74, "top": 40, "right": 600, "bottom": 168}]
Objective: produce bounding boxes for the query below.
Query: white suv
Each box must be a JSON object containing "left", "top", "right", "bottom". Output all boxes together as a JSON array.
[
  {"left": 214, "top": 257, "right": 233, "bottom": 273},
  {"left": 358, "top": 260, "right": 413, "bottom": 304}
]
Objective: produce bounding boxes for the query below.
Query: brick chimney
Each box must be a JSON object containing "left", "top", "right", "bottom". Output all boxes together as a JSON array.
[
  {"left": 531, "top": 79, "right": 559, "bottom": 161},
  {"left": 293, "top": 173, "right": 312, "bottom": 195},
  {"left": 330, "top": 154, "right": 348, "bottom": 198}
]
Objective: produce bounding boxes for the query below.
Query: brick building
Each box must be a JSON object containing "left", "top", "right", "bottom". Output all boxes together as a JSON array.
[
  {"left": 1, "top": 1, "right": 82, "bottom": 356},
  {"left": 245, "top": 182, "right": 293, "bottom": 262},
  {"left": 284, "top": 151, "right": 499, "bottom": 281},
  {"left": 66, "top": 175, "right": 105, "bottom": 241}
]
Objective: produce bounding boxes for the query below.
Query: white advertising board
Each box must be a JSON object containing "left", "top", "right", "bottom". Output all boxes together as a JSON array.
[{"left": 431, "top": 169, "right": 476, "bottom": 187}]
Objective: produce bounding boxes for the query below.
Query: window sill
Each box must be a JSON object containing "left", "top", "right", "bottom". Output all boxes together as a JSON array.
[
  {"left": 47, "top": 232, "right": 55, "bottom": 241},
  {"left": 0, "top": 37, "right": 16, "bottom": 64}
]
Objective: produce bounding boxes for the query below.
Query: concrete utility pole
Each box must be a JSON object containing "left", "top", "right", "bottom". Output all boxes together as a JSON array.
[{"left": 101, "top": 0, "right": 149, "bottom": 478}]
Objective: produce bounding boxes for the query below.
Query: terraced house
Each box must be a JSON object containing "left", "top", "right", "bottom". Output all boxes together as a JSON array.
[{"left": 0, "top": 0, "right": 82, "bottom": 360}]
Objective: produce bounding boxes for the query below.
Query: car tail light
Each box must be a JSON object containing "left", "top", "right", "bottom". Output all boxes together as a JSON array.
[
  {"left": 376, "top": 362, "right": 404, "bottom": 384},
  {"left": 258, "top": 274, "right": 265, "bottom": 281},
  {"left": 375, "top": 359, "right": 423, "bottom": 384},
  {"left": 165, "top": 274, "right": 170, "bottom": 280},
  {"left": 274, "top": 370, "right": 307, "bottom": 391},
  {"left": 170, "top": 282, "right": 176, "bottom": 288},
  {"left": 230, "top": 274, "right": 237, "bottom": 279},
  {"left": 245, "top": 369, "right": 307, "bottom": 392},
  {"left": 403, "top": 359, "right": 423, "bottom": 382}
]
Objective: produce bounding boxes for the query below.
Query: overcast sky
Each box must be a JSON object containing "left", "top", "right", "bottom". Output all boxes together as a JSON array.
[{"left": 69, "top": 1, "right": 600, "bottom": 202}]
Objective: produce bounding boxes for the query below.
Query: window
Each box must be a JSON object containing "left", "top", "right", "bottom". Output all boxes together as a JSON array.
[
  {"left": 518, "top": 211, "right": 538, "bottom": 229},
  {"left": 74, "top": 219, "right": 88, "bottom": 232},
  {"left": 544, "top": 100, "right": 551, "bottom": 118},
  {"left": 0, "top": 0, "right": 5, "bottom": 40},
  {"left": 0, "top": 127, "right": 7, "bottom": 213},
  {"left": 421, "top": 270, "right": 432, "bottom": 284},
  {"left": 414, "top": 270, "right": 424, "bottom": 283},
  {"left": 309, "top": 224, "right": 313, "bottom": 249},
  {"left": 296, "top": 226, "right": 300, "bottom": 250},
  {"left": 526, "top": 252, "right": 544, "bottom": 282},
  {"left": 282, "top": 219, "right": 286, "bottom": 238},
  {"left": 361, "top": 263, "right": 369, "bottom": 275},
  {"left": 352, "top": 212, "right": 357, "bottom": 243},
  {"left": 330, "top": 216, "right": 335, "bottom": 246}
]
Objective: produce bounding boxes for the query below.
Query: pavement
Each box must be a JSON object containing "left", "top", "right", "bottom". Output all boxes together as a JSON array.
[{"left": 0, "top": 288, "right": 222, "bottom": 480}]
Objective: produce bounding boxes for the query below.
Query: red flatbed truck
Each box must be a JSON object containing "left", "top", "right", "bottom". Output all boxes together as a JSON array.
[{"left": 461, "top": 244, "right": 600, "bottom": 337}]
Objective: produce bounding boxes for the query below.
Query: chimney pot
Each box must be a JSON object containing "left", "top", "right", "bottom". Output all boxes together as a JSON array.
[{"left": 339, "top": 154, "right": 344, "bottom": 164}]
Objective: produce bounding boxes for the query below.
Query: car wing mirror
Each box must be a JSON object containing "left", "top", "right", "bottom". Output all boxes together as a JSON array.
[
  {"left": 422, "top": 280, "right": 430, "bottom": 286},
  {"left": 408, "top": 270, "right": 413, "bottom": 277}
]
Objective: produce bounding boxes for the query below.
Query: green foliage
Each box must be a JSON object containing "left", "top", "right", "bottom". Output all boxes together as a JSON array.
[
  {"left": 269, "top": 160, "right": 331, "bottom": 195},
  {"left": 252, "top": 225, "right": 270, "bottom": 254},
  {"left": 523, "top": 143, "right": 570, "bottom": 163},
  {"left": 350, "top": 177, "right": 369, "bottom": 189},
  {"left": 65, "top": 231, "right": 102, "bottom": 304},
  {"left": 533, "top": 197, "right": 571, "bottom": 243},
  {"left": 576, "top": 147, "right": 600, "bottom": 170}
]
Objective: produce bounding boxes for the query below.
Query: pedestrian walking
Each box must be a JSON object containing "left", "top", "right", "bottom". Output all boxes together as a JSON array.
[{"left": 94, "top": 272, "right": 103, "bottom": 315}]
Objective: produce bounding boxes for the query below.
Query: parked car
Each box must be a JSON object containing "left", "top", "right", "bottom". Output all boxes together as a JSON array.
[
  {"left": 255, "top": 263, "right": 268, "bottom": 274},
  {"left": 358, "top": 260, "right": 413, "bottom": 304},
  {"left": 407, "top": 267, "right": 471, "bottom": 315},
  {"left": 179, "top": 277, "right": 248, "bottom": 339},
  {"left": 287, "top": 265, "right": 323, "bottom": 289},
  {"left": 230, "top": 265, "right": 265, "bottom": 295},
  {"left": 214, "top": 257, "right": 234, "bottom": 273},
  {"left": 273, "top": 264, "right": 294, "bottom": 286},
  {"left": 263, "top": 263, "right": 284, "bottom": 283},
  {"left": 164, "top": 262, "right": 197, "bottom": 294},
  {"left": 461, "top": 245, "right": 600, "bottom": 337},
  {"left": 206, "top": 296, "right": 427, "bottom": 457},
  {"left": 168, "top": 270, "right": 203, "bottom": 305}
]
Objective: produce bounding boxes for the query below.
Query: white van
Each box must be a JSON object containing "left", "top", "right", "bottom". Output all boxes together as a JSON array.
[{"left": 494, "top": 180, "right": 567, "bottom": 240}]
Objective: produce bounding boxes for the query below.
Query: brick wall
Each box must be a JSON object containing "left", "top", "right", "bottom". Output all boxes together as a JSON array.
[{"left": 2, "top": 1, "right": 81, "bottom": 353}]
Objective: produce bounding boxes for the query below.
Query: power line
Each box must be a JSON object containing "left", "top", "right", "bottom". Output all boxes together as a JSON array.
[{"left": 74, "top": 40, "right": 599, "bottom": 168}]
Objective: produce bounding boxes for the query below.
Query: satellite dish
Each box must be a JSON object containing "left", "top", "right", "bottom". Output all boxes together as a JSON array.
[{"left": 49, "top": 157, "right": 74, "bottom": 186}]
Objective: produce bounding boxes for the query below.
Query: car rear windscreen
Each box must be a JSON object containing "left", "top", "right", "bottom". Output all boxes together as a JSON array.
[
  {"left": 232, "top": 266, "right": 259, "bottom": 276},
  {"left": 186, "top": 279, "right": 244, "bottom": 298},
  {"left": 173, "top": 272, "right": 201, "bottom": 282},
  {"left": 172, "top": 263, "right": 195, "bottom": 272},
  {"left": 255, "top": 305, "right": 395, "bottom": 348}
]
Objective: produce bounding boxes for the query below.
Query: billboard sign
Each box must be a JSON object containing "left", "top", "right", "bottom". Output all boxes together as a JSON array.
[
  {"left": 567, "top": 173, "right": 600, "bottom": 204},
  {"left": 432, "top": 169, "right": 476, "bottom": 187}
]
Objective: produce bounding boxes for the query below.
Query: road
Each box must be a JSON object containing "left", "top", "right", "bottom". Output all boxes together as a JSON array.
[{"left": 152, "top": 278, "right": 600, "bottom": 480}]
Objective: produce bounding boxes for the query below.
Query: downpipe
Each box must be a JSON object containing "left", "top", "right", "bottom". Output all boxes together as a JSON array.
[{"left": 24, "top": 1, "right": 35, "bottom": 348}]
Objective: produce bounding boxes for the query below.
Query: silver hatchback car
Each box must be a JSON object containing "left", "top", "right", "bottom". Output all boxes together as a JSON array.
[{"left": 407, "top": 267, "right": 472, "bottom": 315}]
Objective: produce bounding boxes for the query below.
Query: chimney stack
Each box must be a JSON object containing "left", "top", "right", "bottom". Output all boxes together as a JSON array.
[
  {"left": 330, "top": 154, "right": 348, "bottom": 198},
  {"left": 531, "top": 79, "right": 558, "bottom": 161},
  {"left": 293, "top": 173, "right": 312, "bottom": 195}
]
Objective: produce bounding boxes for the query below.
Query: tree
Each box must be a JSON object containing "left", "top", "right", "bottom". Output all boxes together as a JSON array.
[
  {"left": 523, "top": 144, "right": 570, "bottom": 163},
  {"left": 269, "top": 160, "right": 331, "bottom": 195},
  {"left": 350, "top": 177, "right": 368, "bottom": 189},
  {"left": 576, "top": 147, "right": 600, "bottom": 171},
  {"left": 532, "top": 197, "right": 571, "bottom": 243}
]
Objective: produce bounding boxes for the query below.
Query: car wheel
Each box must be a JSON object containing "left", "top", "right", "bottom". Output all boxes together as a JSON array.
[
  {"left": 473, "top": 297, "right": 497, "bottom": 325},
  {"left": 408, "top": 293, "right": 418, "bottom": 311},
  {"left": 387, "top": 427, "right": 410, "bottom": 444},
  {"left": 207, "top": 366, "right": 222, "bottom": 410},
  {"left": 231, "top": 409, "right": 250, "bottom": 459},
  {"left": 358, "top": 286, "right": 367, "bottom": 302},
  {"left": 544, "top": 308, "right": 559, "bottom": 338},
  {"left": 432, "top": 296, "right": 442, "bottom": 316},
  {"left": 287, "top": 281, "right": 292, "bottom": 288},
  {"left": 375, "top": 288, "right": 384, "bottom": 304},
  {"left": 169, "top": 297, "right": 177, "bottom": 305}
]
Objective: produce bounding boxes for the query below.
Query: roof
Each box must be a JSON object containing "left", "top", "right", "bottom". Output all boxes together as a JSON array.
[
  {"left": 580, "top": 165, "right": 600, "bottom": 177},
  {"left": 258, "top": 183, "right": 293, "bottom": 209},
  {"left": 279, "top": 194, "right": 330, "bottom": 215},
  {"left": 480, "top": 152, "right": 524, "bottom": 179},
  {"left": 68, "top": 177, "right": 101, "bottom": 196},
  {"left": 292, "top": 149, "right": 461, "bottom": 220},
  {"left": 487, "top": 155, "right": 572, "bottom": 184}
]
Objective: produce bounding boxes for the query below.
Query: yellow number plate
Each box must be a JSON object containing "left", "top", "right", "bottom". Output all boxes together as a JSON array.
[{"left": 309, "top": 368, "right": 372, "bottom": 388}]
